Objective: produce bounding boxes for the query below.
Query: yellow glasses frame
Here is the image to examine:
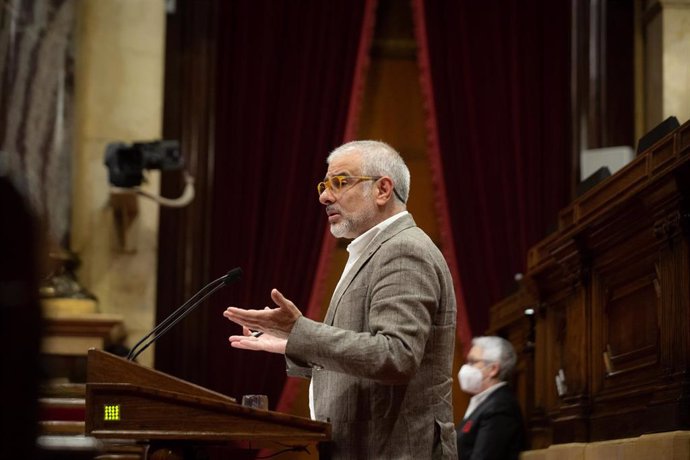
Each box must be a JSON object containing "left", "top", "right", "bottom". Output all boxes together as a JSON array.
[{"left": 316, "top": 175, "right": 381, "bottom": 196}]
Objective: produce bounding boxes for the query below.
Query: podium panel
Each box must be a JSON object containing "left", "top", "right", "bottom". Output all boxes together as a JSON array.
[{"left": 85, "top": 349, "right": 330, "bottom": 454}]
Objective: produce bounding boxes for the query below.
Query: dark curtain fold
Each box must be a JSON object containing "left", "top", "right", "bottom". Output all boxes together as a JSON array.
[
  {"left": 157, "top": 0, "right": 369, "bottom": 410},
  {"left": 277, "top": 0, "right": 378, "bottom": 414},
  {"left": 416, "top": 1, "right": 572, "bottom": 334}
]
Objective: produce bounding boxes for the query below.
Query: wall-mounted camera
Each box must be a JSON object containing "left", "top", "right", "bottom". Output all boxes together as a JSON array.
[
  {"left": 104, "top": 140, "right": 194, "bottom": 208},
  {"left": 104, "top": 140, "right": 194, "bottom": 252},
  {"left": 105, "top": 140, "right": 183, "bottom": 187}
]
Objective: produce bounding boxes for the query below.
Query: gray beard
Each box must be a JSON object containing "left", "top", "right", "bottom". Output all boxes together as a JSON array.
[
  {"left": 329, "top": 220, "right": 351, "bottom": 238},
  {"left": 328, "top": 186, "right": 376, "bottom": 239},
  {"left": 329, "top": 205, "right": 377, "bottom": 239}
]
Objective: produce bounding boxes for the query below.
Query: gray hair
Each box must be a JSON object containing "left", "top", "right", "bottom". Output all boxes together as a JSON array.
[
  {"left": 472, "top": 336, "right": 517, "bottom": 381},
  {"left": 327, "top": 140, "right": 410, "bottom": 204}
]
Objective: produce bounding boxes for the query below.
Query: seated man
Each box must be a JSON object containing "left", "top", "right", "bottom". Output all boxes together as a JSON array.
[{"left": 456, "top": 336, "right": 525, "bottom": 460}]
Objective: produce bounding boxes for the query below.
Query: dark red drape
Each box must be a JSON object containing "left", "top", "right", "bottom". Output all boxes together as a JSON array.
[
  {"left": 209, "top": 0, "right": 372, "bottom": 406},
  {"left": 276, "top": 0, "right": 378, "bottom": 413},
  {"left": 157, "top": 0, "right": 372, "bottom": 416},
  {"left": 414, "top": 1, "right": 572, "bottom": 335}
]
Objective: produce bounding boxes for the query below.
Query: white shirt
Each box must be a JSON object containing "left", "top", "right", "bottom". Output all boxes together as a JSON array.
[
  {"left": 463, "top": 381, "right": 507, "bottom": 419},
  {"left": 309, "top": 211, "right": 409, "bottom": 419}
]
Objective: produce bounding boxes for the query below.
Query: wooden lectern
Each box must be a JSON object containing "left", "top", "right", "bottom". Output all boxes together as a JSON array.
[{"left": 85, "top": 349, "right": 331, "bottom": 457}]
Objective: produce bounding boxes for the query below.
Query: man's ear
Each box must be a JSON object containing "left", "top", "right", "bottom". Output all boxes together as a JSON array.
[
  {"left": 487, "top": 362, "right": 501, "bottom": 380},
  {"left": 375, "top": 176, "right": 395, "bottom": 205}
]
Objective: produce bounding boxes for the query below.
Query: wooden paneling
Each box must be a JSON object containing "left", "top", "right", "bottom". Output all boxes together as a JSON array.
[{"left": 489, "top": 120, "right": 690, "bottom": 448}]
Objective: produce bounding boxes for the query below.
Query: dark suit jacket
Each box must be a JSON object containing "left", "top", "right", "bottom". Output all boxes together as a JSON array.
[
  {"left": 286, "top": 214, "right": 458, "bottom": 459},
  {"left": 456, "top": 385, "right": 525, "bottom": 460}
]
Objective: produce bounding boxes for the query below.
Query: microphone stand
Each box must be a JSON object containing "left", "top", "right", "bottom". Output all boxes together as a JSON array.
[{"left": 127, "top": 267, "right": 242, "bottom": 361}]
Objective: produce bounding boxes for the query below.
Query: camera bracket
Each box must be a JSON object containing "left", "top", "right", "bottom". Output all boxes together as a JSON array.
[
  {"left": 109, "top": 171, "right": 195, "bottom": 208},
  {"left": 109, "top": 172, "right": 194, "bottom": 252}
]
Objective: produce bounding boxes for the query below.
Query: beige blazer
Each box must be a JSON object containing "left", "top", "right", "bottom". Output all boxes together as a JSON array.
[{"left": 286, "top": 214, "right": 458, "bottom": 459}]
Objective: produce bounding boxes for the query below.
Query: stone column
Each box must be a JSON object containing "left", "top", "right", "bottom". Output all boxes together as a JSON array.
[
  {"left": 72, "top": 0, "right": 165, "bottom": 368},
  {"left": 643, "top": 0, "right": 690, "bottom": 129}
]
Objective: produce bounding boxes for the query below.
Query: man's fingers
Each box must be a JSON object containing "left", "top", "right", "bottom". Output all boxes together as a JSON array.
[
  {"left": 224, "top": 308, "right": 264, "bottom": 330},
  {"left": 225, "top": 306, "right": 272, "bottom": 318},
  {"left": 228, "top": 335, "right": 260, "bottom": 350},
  {"left": 270, "top": 288, "right": 285, "bottom": 303},
  {"left": 229, "top": 334, "right": 257, "bottom": 343},
  {"left": 225, "top": 306, "right": 262, "bottom": 317},
  {"left": 271, "top": 289, "right": 297, "bottom": 312},
  {"left": 228, "top": 330, "right": 288, "bottom": 354},
  {"left": 271, "top": 288, "right": 301, "bottom": 321},
  {"left": 224, "top": 291, "right": 299, "bottom": 339},
  {"left": 271, "top": 288, "right": 294, "bottom": 308}
]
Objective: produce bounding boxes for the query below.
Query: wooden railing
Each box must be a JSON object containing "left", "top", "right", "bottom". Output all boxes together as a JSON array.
[{"left": 489, "top": 120, "right": 690, "bottom": 449}]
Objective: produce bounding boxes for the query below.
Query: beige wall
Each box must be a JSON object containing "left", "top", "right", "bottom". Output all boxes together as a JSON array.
[
  {"left": 644, "top": 0, "right": 690, "bottom": 129},
  {"left": 661, "top": 1, "right": 690, "bottom": 124},
  {"left": 72, "top": 0, "right": 166, "bottom": 367}
]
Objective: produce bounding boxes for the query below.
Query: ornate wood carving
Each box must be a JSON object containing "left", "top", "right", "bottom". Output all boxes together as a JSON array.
[{"left": 490, "top": 120, "right": 690, "bottom": 448}]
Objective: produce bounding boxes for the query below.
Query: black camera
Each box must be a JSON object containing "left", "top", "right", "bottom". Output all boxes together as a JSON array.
[{"left": 104, "top": 140, "right": 183, "bottom": 187}]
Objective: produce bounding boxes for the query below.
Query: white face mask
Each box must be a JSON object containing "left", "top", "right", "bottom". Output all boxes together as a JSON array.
[{"left": 458, "top": 364, "right": 484, "bottom": 394}]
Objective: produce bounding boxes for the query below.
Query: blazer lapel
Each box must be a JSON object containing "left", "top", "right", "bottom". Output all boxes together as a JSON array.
[
  {"left": 463, "top": 386, "right": 505, "bottom": 427},
  {"left": 324, "top": 214, "right": 416, "bottom": 325}
]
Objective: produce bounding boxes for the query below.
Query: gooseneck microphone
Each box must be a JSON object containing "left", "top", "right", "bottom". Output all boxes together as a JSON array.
[{"left": 127, "top": 267, "right": 243, "bottom": 361}]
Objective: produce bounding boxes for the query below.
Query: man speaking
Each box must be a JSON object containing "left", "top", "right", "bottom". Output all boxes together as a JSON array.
[{"left": 224, "top": 140, "right": 458, "bottom": 459}]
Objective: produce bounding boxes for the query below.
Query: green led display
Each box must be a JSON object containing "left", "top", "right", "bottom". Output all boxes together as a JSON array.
[{"left": 104, "top": 404, "right": 120, "bottom": 421}]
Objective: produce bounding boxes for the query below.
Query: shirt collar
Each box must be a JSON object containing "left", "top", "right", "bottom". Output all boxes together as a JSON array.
[
  {"left": 347, "top": 211, "right": 409, "bottom": 259},
  {"left": 464, "top": 381, "right": 507, "bottom": 419}
]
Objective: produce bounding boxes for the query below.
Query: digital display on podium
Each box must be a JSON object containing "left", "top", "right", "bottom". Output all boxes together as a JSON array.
[{"left": 104, "top": 404, "right": 120, "bottom": 421}]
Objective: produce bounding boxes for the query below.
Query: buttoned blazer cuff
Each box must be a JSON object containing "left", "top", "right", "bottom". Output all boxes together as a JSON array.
[
  {"left": 285, "top": 316, "right": 316, "bottom": 379},
  {"left": 285, "top": 356, "right": 312, "bottom": 379}
]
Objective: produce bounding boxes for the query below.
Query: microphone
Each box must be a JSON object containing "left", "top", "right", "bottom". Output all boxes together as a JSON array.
[{"left": 126, "top": 267, "right": 243, "bottom": 361}]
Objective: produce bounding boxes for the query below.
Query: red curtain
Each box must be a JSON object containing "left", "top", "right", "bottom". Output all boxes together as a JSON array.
[
  {"left": 413, "top": 0, "right": 572, "bottom": 335},
  {"left": 156, "top": 0, "right": 373, "bottom": 417},
  {"left": 276, "top": 0, "right": 378, "bottom": 414},
  {"left": 207, "top": 0, "right": 372, "bottom": 406}
]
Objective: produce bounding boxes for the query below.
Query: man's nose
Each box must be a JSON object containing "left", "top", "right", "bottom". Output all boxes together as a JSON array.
[{"left": 319, "top": 187, "right": 335, "bottom": 205}]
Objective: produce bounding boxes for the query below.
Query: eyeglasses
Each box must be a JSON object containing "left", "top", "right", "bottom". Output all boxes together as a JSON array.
[
  {"left": 317, "top": 175, "right": 406, "bottom": 202},
  {"left": 317, "top": 175, "right": 381, "bottom": 196}
]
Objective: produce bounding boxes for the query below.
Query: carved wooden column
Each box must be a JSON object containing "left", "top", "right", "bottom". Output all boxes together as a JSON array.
[{"left": 537, "top": 236, "right": 591, "bottom": 444}]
